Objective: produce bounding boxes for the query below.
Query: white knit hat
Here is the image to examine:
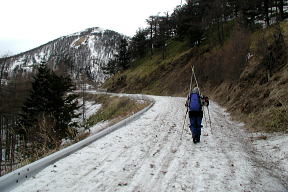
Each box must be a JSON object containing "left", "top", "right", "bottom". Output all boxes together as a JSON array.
[{"left": 192, "top": 87, "right": 199, "bottom": 94}]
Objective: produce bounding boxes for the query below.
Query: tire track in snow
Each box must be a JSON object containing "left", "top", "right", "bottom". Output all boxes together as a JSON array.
[
  {"left": 134, "top": 115, "right": 182, "bottom": 191},
  {"left": 125, "top": 98, "right": 185, "bottom": 192}
]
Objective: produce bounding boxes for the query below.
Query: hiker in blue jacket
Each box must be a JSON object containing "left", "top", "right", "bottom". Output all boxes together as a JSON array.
[{"left": 186, "top": 87, "right": 209, "bottom": 143}]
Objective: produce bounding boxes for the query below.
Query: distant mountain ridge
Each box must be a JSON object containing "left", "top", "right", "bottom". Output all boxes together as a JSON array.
[{"left": 1, "top": 27, "right": 125, "bottom": 82}]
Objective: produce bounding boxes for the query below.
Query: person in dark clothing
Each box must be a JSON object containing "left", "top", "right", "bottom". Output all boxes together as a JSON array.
[{"left": 186, "top": 87, "right": 209, "bottom": 143}]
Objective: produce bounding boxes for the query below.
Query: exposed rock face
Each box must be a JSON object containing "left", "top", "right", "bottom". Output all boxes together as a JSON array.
[{"left": 1, "top": 27, "right": 125, "bottom": 82}]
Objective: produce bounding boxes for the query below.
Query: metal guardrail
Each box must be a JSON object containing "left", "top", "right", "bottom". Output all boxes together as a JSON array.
[{"left": 0, "top": 95, "right": 155, "bottom": 192}]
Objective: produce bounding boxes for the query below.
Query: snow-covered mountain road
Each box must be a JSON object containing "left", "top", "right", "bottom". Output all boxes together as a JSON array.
[{"left": 11, "top": 95, "right": 287, "bottom": 192}]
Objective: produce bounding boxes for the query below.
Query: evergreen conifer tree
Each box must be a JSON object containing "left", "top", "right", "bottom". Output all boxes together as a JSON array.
[
  {"left": 20, "top": 62, "right": 80, "bottom": 149},
  {"left": 117, "top": 38, "right": 130, "bottom": 70}
]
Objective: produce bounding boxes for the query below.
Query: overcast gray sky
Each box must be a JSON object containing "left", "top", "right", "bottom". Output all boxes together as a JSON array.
[{"left": 0, "top": 0, "right": 182, "bottom": 56}]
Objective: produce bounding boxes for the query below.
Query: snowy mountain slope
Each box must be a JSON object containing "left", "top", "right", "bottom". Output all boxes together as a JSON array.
[
  {"left": 10, "top": 95, "right": 288, "bottom": 192},
  {"left": 1, "top": 27, "right": 124, "bottom": 82}
]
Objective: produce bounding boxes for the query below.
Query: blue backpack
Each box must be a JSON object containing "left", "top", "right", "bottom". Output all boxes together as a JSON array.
[{"left": 189, "top": 93, "right": 202, "bottom": 111}]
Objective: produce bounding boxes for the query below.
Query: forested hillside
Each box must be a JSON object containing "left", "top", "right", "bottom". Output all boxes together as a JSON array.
[{"left": 103, "top": 0, "right": 288, "bottom": 133}]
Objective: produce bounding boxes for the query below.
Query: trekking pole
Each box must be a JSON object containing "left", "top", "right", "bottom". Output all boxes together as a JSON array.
[
  {"left": 203, "top": 106, "right": 208, "bottom": 127},
  {"left": 180, "top": 66, "right": 194, "bottom": 140},
  {"left": 207, "top": 106, "right": 213, "bottom": 134},
  {"left": 180, "top": 108, "right": 189, "bottom": 140}
]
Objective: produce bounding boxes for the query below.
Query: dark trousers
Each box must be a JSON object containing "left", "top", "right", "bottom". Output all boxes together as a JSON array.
[{"left": 189, "top": 111, "right": 203, "bottom": 139}]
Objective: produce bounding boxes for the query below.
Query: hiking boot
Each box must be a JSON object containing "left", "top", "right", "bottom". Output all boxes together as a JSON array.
[
  {"left": 193, "top": 138, "right": 197, "bottom": 144},
  {"left": 197, "top": 135, "right": 200, "bottom": 143}
]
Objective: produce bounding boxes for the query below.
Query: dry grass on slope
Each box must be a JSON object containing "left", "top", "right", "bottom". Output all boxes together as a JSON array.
[
  {"left": 207, "top": 22, "right": 288, "bottom": 133},
  {"left": 84, "top": 94, "right": 150, "bottom": 127}
]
